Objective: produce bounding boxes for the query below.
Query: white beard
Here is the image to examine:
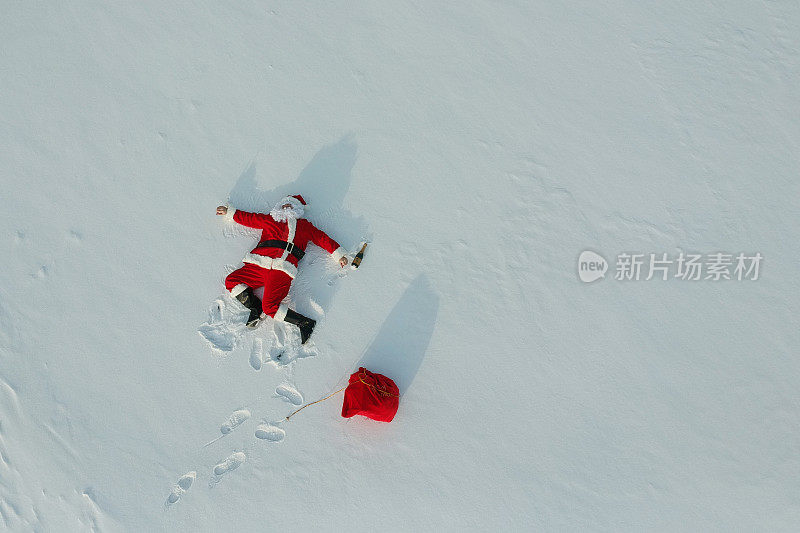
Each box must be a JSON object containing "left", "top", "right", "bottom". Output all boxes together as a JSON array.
[
  {"left": 270, "top": 206, "right": 299, "bottom": 223},
  {"left": 270, "top": 196, "right": 305, "bottom": 222}
]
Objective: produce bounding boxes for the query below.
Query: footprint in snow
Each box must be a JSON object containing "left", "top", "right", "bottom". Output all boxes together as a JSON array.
[
  {"left": 212, "top": 452, "right": 246, "bottom": 480},
  {"left": 264, "top": 325, "right": 289, "bottom": 365},
  {"left": 249, "top": 338, "right": 264, "bottom": 371},
  {"left": 275, "top": 384, "right": 303, "bottom": 405},
  {"left": 167, "top": 489, "right": 181, "bottom": 505},
  {"left": 178, "top": 472, "right": 196, "bottom": 490},
  {"left": 220, "top": 409, "right": 251, "bottom": 434},
  {"left": 166, "top": 471, "right": 196, "bottom": 505},
  {"left": 255, "top": 424, "right": 285, "bottom": 443}
]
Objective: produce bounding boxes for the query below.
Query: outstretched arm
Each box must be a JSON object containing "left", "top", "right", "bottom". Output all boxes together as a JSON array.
[
  {"left": 216, "top": 205, "right": 272, "bottom": 229},
  {"left": 306, "top": 222, "right": 348, "bottom": 267}
]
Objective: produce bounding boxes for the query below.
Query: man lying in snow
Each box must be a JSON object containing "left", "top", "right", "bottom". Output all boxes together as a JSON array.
[{"left": 216, "top": 195, "right": 348, "bottom": 342}]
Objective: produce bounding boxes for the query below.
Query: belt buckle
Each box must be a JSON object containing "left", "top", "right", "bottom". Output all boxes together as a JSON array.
[{"left": 286, "top": 242, "right": 294, "bottom": 254}]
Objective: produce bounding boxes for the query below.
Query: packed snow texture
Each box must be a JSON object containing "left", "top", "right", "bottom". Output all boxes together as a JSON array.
[{"left": 1, "top": 1, "right": 799, "bottom": 531}]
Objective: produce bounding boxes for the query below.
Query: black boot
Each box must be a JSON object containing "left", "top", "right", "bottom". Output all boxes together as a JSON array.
[
  {"left": 235, "top": 288, "right": 263, "bottom": 328},
  {"left": 283, "top": 309, "right": 316, "bottom": 344}
]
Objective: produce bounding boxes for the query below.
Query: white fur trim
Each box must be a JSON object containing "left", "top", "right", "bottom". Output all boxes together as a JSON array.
[
  {"left": 241, "top": 253, "right": 298, "bottom": 278},
  {"left": 274, "top": 303, "right": 289, "bottom": 322},
  {"left": 331, "top": 247, "right": 347, "bottom": 263},
  {"left": 280, "top": 218, "right": 297, "bottom": 261},
  {"left": 229, "top": 283, "right": 248, "bottom": 297},
  {"left": 224, "top": 205, "right": 236, "bottom": 222}
]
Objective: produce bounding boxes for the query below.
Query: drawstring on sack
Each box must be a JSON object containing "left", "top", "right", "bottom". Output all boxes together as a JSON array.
[{"left": 284, "top": 370, "right": 399, "bottom": 421}]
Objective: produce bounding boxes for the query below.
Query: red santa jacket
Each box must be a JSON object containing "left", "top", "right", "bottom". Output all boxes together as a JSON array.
[{"left": 225, "top": 206, "right": 345, "bottom": 278}]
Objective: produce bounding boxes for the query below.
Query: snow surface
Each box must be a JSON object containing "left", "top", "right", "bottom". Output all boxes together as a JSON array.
[{"left": 2, "top": 1, "right": 800, "bottom": 531}]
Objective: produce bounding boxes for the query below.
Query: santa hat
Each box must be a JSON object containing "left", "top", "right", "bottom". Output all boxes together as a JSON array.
[{"left": 291, "top": 194, "right": 307, "bottom": 205}]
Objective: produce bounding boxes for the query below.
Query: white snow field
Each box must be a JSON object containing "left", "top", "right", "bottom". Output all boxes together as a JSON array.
[{"left": 1, "top": 1, "right": 799, "bottom": 531}]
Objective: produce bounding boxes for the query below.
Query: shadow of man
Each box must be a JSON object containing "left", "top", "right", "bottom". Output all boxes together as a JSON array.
[
  {"left": 223, "top": 135, "right": 369, "bottom": 322},
  {"left": 356, "top": 275, "right": 439, "bottom": 395}
]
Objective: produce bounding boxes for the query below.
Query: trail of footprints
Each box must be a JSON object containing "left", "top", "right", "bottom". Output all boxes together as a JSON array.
[{"left": 166, "top": 384, "right": 296, "bottom": 505}]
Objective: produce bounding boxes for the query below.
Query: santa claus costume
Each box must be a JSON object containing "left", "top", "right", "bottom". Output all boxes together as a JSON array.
[{"left": 221, "top": 194, "right": 346, "bottom": 342}]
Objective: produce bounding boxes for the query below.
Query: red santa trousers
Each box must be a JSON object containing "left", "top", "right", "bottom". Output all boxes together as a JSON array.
[{"left": 224, "top": 263, "right": 292, "bottom": 317}]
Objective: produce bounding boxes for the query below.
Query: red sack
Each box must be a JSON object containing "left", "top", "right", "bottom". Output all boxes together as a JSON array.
[{"left": 341, "top": 368, "right": 400, "bottom": 422}]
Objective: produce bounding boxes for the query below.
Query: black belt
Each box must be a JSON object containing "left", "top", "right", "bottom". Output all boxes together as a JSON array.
[{"left": 255, "top": 240, "right": 305, "bottom": 260}]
